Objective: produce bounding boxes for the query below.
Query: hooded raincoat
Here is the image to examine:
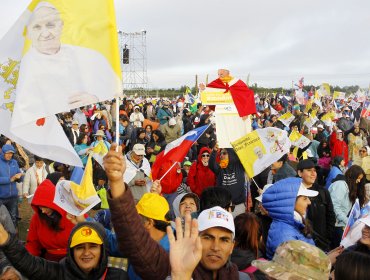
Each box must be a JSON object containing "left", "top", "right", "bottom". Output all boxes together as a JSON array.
[
  {"left": 262, "top": 177, "right": 315, "bottom": 259},
  {"left": 26, "top": 179, "right": 75, "bottom": 261},
  {"left": 187, "top": 147, "right": 216, "bottom": 197}
]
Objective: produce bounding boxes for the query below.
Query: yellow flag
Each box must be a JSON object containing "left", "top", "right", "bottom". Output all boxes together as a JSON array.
[
  {"left": 93, "top": 141, "right": 109, "bottom": 156},
  {"left": 322, "top": 83, "right": 331, "bottom": 96},
  {"left": 333, "top": 91, "right": 345, "bottom": 100},
  {"left": 314, "top": 90, "right": 319, "bottom": 99},
  {"left": 321, "top": 112, "right": 335, "bottom": 121},
  {"left": 25, "top": 0, "right": 121, "bottom": 77},
  {"left": 289, "top": 130, "right": 302, "bottom": 142},
  {"left": 304, "top": 100, "right": 312, "bottom": 113},
  {"left": 11, "top": 0, "right": 123, "bottom": 131},
  {"left": 310, "top": 109, "right": 317, "bottom": 119},
  {"left": 292, "top": 146, "right": 308, "bottom": 160},
  {"left": 70, "top": 156, "right": 98, "bottom": 209},
  {"left": 278, "top": 112, "right": 295, "bottom": 127}
]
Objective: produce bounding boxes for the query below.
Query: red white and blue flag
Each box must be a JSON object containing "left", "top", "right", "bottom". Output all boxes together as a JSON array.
[
  {"left": 340, "top": 199, "right": 370, "bottom": 248},
  {"left": 151, "top": 125, "right": 209, "bottom": 182}
]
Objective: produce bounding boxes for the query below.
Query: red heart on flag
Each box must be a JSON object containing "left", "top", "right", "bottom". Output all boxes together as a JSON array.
[{"left": 36, "top": 118, "right": 46, "bottom": 126}]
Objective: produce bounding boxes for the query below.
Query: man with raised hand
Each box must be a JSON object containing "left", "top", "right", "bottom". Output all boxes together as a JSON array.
[{"left": 104, "top": 143, "right": 250, "bottom": 280}]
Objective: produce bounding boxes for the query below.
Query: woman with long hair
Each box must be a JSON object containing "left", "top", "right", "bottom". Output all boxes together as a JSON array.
[
  {"left": 25, "top": 179, "right": 76, "bottom": 262},
  {"left": 73, "top": 133, "right": 92, "bottom": 166},
  {"left": 130, "top": 127, "right": 147, "bottom": 150},
  {"left": 231, "top": 213, "right": 265, "bottom": 271},
  {"left": 79, "top": 124, "right": 90, "bottom": 144},
  {"left": 329, "top": 165, "right": 367, "bottom": 248},
  {"left": 146, "top": 130, "right": 166, "bottom": 164},
  {"left": 144, "top": 124, "right": 152, "bottom": 143}
]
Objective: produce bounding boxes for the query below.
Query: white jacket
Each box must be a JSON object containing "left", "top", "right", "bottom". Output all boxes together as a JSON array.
[{"left": 22, "top": 164, "right": 48, "bottom": 195}]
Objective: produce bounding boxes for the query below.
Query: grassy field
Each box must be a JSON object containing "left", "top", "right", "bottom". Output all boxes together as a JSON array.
[{"left": 18, "top": 199, "right": 33, "bottom": 241}]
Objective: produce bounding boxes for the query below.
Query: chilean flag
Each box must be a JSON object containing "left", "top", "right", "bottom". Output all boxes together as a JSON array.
[{"left": 151, "top": 125, "right": 209, "bottom": 185}]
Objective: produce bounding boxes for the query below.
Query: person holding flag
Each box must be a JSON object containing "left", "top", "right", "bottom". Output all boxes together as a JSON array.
[
  {"left": 329, "top": 165, "right": 367, "bottom": 248},
  {"left": 151, "top": 125, "right": 210, "bottom": 207},
  {"left": 209, "top": 147, "right": 247, "bottom": 217},
  {"left": 25, "top": 179, "right": 76, "bottom": 262},
  {"left": 124, "top": 144, "right": 151, "bottom": 203}
]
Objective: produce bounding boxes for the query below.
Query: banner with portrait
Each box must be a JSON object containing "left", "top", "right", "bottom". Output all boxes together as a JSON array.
[{"left": 231, "top": 127, "right": 291, "bottom": 178}]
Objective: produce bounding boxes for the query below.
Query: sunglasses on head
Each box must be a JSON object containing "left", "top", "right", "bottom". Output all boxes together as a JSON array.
[{"left": 202, "top": 154, "right": 210, "bottom": 158}]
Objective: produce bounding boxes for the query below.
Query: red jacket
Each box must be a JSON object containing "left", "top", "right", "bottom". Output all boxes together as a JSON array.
[
  {"left": 157, "top": 160, "right": 183, "bottom": 194},
  {"left": 330, "top": 132, "right": 349, "bottom": 165},
  {"left": 26, "top": 179, "right": 76, "bottom": 261},
  {"left": 187, "top": 147, "right": 216, "bottom": 197}
]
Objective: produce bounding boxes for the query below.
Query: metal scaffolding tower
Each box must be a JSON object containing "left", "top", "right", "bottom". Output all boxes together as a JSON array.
[{"left": 118, "top": 30, "right": 148, "bottom": 95}]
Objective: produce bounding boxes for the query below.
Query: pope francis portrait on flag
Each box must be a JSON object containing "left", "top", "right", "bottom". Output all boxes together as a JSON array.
[{"left": 12, "top": 1, "right": 121, "bottom": 126}]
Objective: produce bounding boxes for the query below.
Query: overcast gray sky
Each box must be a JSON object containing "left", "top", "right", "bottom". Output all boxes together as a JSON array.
[{"left": 1, "top": 0, "right": 370, "bottom": 89}]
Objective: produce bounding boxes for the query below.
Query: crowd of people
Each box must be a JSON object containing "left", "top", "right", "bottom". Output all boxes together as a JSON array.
[{"left": 0, "top": 83, "right": 370, "bottom": 279}]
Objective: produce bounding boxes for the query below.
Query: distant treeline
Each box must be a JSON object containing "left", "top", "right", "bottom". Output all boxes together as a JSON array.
[{"left": 124, "top": 84, "right": 362, "bottom": 98}]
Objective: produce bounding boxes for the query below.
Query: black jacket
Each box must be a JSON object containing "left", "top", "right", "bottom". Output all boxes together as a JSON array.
[
  {"left": 0, "top": 222, "right": 128, "bottom": 280},
  {"left": 306, "top": 183, "right": 336, "bottom": 252},
  {"left": 209, "top": 149, "right": 246, "bottom": 204},
  {"left": 231, "top": 248, "right": 263, "bottom": 271},
  {"left": 182, "top": 115, "right": 194, "bottom": 134}
]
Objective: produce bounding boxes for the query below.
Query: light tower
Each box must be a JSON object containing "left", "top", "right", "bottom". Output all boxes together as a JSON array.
[{"left": 118, "top": 30, "right": 148, "bottom": 95}]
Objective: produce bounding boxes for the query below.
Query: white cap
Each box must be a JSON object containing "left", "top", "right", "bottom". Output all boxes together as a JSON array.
[
  {"left": 198, "top": 206, "right": 235, "bottom": 237},
  {"left": 317, "top": 124, "right": 324, "bottom": 129},
  {"left": 297, "top": 184, "right": 318, "bottom": 197},
  {"left": 359, "top": 216, "right": 370, "bottom": 227},
  {"left": 168, "top": 118, "right": 176, "bottom": 126},
  {"left": 255, "top": 184, "right": 273, "bottom": 202},
  {"left": 132, "top": 144, "right": 146, "bottom": 156}
]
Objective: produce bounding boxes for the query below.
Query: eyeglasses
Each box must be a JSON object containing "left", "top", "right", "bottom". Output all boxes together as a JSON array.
[
  {"left": 360, "top": 150, "right": 367, "bottom": 153},
  {"left": 202, "top": 154, "right": 210, "bottom": 158}
]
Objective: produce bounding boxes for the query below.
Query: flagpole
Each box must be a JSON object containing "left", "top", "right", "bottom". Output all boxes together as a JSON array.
[
  {"left": 115, "top": 96, "right": 120, "bottom": 149},
  {"left": 159, "top": 161, "right": 178, "bottom": 181},
  {"left": 251, "top": 177, "right": 262, "bottom": 192},
  {"left": 157, "top": 124, "right": 210, "bottom": 182}
]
